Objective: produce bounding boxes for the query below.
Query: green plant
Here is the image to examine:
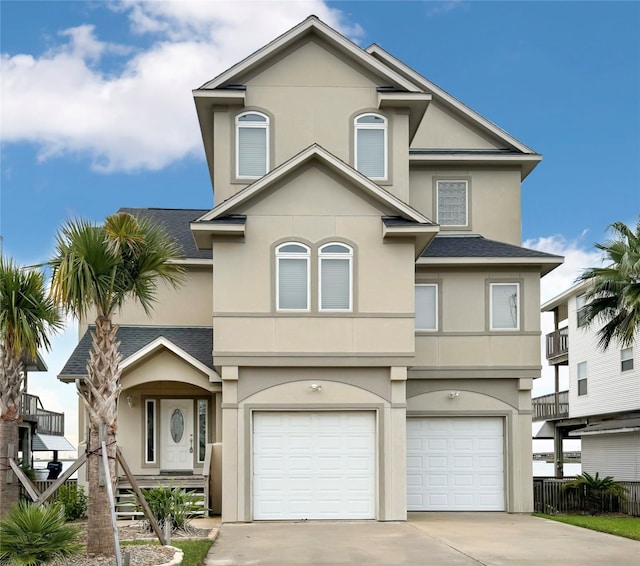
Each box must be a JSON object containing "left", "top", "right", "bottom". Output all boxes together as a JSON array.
[
  {"left": 563, "top": 472, "right": 629, "bottom": 515},
  {"left": 138, "top": 483, "right": 201, "bottom": 532},
  {"left": 0, "top": 501, "right": 82, "bottom": 565},
  {"left": 19, "top": 462, "right": 36, "bottom": 482},
  {"left": 534, "top": 513, "right": 640, "bottom": 541},
  {"left": 56, "top": 484, "right": 87, "bottom": 521}
]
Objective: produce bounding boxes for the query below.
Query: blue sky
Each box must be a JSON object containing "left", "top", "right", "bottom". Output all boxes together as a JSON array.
[{"left": 1, "top": 1, "right": 639, "bottom": 448}]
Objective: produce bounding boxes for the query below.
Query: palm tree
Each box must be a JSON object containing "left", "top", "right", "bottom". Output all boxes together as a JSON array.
[
  {"left": 577, "top": 219, "right": 640, "bottom": 350},
  {"left": 0, "top": 259, "right": 62, "bottom": 519},
  {"left": 564, "top": 472, "right": 628, "bottom": 515},
  {"left": 49, "top": 212, "right": 184, "bottom": 556}
]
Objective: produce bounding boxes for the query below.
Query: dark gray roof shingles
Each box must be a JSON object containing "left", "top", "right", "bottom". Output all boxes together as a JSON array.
[
  {"left": 421, "top": 235, "right": 562, "bottom": 259},
  {"left": 60, "top": 326, "right": 214, "bottom": 377},
  {"left": 118, "top": 208, "right": 211, "bottom": 260}
]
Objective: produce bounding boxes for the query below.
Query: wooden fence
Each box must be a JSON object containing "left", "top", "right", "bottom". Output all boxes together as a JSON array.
[{"left": 533, "top": 478, "right": 640, "bottom": 517}]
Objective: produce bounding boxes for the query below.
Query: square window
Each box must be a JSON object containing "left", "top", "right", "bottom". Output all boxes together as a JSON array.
[
  {"left": 437, "top": 180, "right": 468, "bottom": 227},
  {"left": 577, "top": 361, "right": 588, "bottom": 396},
  {"left": 415, "top": 284, "right": 437, "bottom": 330},
  {"left": 621, "top": 347, "right": 634, "bottom": 372},
  {"left": 490, "top": 283, "right": 519, "bottom": 330}
]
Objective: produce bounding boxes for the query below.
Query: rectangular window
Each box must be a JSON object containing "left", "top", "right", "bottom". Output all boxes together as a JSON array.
[
  {"left": 621, "top": 347, "right": 634, "bottom": 372},
  {"left": 415, "top": 284, "right": 437, "bottom": 330},
  {"left": 355, "top": 114, "right": 387, "bottom": 179},
  {"left": 437, "top": 180, "right": 468, "bottom": 227},
  {"left": 577, "top": 361, "right": 588, "bottom": 396},
  {"left": 490, "top": 283, "right": 520, "bottom": 330},
  {"left": 238, "top": 127, "right": 267, "bottom": 177},
  {"left": 145, "top": 399, "right": 156, "bottom": 464},
  {"left": 197, "top": 399, "right": 208, "bottom": 463},
  {"left": 576, "top": 294, "right": 588, "bottom": 328},
  {"left": 278, "top": 257, "right": 309, "bottom": 310}
]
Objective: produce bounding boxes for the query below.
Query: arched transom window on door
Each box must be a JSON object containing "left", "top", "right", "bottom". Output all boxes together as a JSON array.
[
  {"left": 319, "top": 243, "right": 353, "bottom": 311},
  {"left": 236, "top": 111, "right": 269, "bottom": 178},
  {"left": 354, "top": 113, "right": 387, "bottom": 180}
]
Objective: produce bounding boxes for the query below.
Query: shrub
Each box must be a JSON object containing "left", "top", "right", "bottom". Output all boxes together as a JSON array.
[
  {"left": 139, "top": 483, "right": 201, "bottom": 532},
  {"left": 564, "top": 472, "right": 629, "bottom": 515},
  {"left": 0, "top": 501, "right": 82, "bottom": 565},
  {"left": 55, "top": 484, "right": 87, "bottom": 521}
]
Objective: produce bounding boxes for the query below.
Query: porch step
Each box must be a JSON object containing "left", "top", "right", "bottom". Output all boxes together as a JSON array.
[{"left": 115, "top": 475, "right": 208, "bottom": 520}]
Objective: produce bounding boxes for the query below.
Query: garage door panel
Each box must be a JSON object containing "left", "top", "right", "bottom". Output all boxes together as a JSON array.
[
  {"left": 253, "top": 412, "right": 375, "bottom": 520},
  {"left": 407, "top": 417, "right": 504, "bottom": 511}
]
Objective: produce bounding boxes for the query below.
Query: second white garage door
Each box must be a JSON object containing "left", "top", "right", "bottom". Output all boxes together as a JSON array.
[
  {"left": 407, "top": 417, "right": 504, "bottom": 511},
  {"left": 253, "top": 411, "right": 376, "bottom": 520}
]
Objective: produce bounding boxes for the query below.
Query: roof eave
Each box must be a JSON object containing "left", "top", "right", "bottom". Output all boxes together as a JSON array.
[
  {"left": 409, "top": 153, "right": 542, "bottom": 180},
  {"left": 378, "top": 93, "right": 431, "bottom": 142},
  {"left": 417, "top": 256, "right": 564, "bottom": 275},
  {"left": 541, "top": 280, "right": 590, "bottom": 312},
  {"left": 383, "top": 223, "right": 439, "bottom": 258},
  {"left": 190, "top": 222, "right": 246, "bottom": 250}
]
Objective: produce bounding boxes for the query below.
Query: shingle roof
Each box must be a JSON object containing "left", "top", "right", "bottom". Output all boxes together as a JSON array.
[
  {"left": 59, "top": 326, "right": 214, "bottom": 377},
  {"left": 118, "top": 208, "right": 211, "bottom": 260},
  {"left": 421, "top": 235, "right": 562, "bottom": 259}
]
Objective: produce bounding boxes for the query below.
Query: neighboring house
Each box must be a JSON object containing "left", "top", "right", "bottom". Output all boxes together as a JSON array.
[
  {"left": 19, "top": 355, "right": 74, "bottom": 476},
  {"left": 59, "top": 16, "right": 562, "bottom": 521},
  {"left": 535, "top": 282, "right": 640, "bottom": 481}
]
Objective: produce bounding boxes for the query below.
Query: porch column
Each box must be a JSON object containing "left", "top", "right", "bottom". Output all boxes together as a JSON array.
[
  {"left": 554, "top": 424, "right": 564, "bottom": 478},
  {"left": 221, "top": 366, "right": 239, "bottom": 522}
]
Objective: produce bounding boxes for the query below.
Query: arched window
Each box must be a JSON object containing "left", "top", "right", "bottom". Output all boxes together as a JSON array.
[
  {"left": 319, "top": 243, "right": 353, "bottom": 311},
  {"left": 276, "top": 243, "right": 310, "bottom": 311},
  {"left": 236, "top": 111, "right": 269, "bottom": 178},
  {"left": 354, "top": 113, "right": 387, "bottom": 179}
]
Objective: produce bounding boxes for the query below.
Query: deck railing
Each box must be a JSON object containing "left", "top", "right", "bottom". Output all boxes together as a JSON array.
[
  {"left": 20, "top": 393, "right": 65, "bottom": 436},
  {"left": 533, "top": 478, "right": 640, "bottom": 517},
  {"left": 532, "top": 390, "right": 569, "bottom": 421},
  {"left": 546, "top": 327, "right": 569, "bottom": 363}
]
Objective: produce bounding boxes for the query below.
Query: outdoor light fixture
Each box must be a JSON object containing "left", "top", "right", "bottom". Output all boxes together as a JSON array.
[
  {"left": 310, "top": 383, "right": 323, "bottom": 392},
  {"left": 448, "top": 391, "right": 460, "bottom": 399},
  {"left": 126, "top": 395, "right": 135, "bottom": 408}
]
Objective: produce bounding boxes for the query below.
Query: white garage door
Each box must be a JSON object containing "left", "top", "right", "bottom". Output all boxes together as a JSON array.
[
  {"left": 253, "top": 411, "right": 376, "bottom": 520},
  {"left": 407, "top": 417, "right": 504, "bottom": 511}
]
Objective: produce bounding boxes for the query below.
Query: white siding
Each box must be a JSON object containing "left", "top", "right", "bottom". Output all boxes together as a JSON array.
[
  {"left": 567, "top": 294, "right": 640, "bottom": 418},
  {"left": 582, "top": 432, "right": 640, "bottom": 481}
]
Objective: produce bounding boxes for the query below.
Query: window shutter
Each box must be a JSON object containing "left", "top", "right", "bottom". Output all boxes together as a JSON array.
[
  {"left": 491, "top": 284, "right": 518, "bottom": 329},
  {"left": 356, "top": 128, "right": 385, "bottom": 178},
  {"left": 321, "top": 258, "right": 350, "bottom": 310},
  {"left": 278, "top": 257, "right": 308, "bottom": 310},
  {"left": 415, "top": 285, "right": 437, "bottom": 330},
  {"left": 238, "top": 127, "right": 267, "bottom": 177},
  {"left": 438, "top": 181, "right": 467, "bottom": 226}
]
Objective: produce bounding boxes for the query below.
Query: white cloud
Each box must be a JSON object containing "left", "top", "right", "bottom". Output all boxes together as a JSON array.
[
  {"left": 1, "top": 1, "right": 360, "bottom": 173},
  {"left": 524, "top": 232, "right": 603, "bottom": 304}
]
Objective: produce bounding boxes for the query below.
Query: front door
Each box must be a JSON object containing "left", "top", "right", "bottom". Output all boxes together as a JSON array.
[{"left": 160, "top": 399, "right": 194, "bottom": 471}]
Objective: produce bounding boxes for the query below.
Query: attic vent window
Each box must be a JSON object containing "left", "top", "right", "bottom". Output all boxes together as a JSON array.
[
  {"left": 236, "top": 111, "right": 269, "bottom": 179},
  {"left": 354, "top": 113, "right": 387, "bottom": 180}
]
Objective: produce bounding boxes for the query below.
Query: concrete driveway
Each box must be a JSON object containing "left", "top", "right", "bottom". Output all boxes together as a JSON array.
[{"left": 205, "top": 513, "right": 639, "bottom": 566}]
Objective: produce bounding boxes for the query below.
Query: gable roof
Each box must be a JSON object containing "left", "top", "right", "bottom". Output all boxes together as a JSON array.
[
  {"left": 195, "top": 144, "right": 433, "bottom": 224},
  {"left": 196, "top": 16, "right": 421, "bottom": 93},
  {"left": 58, "top": 326, "right": 216, "bottom": 382},
  {"left": 118, "top": 208, "right": 212, "bottom": 262},
  {"left": 418, "top": 234, "right": 563, "bottom": 275},
  {"left": 366, "top": 43, "right": 538, "bottom": 156}
]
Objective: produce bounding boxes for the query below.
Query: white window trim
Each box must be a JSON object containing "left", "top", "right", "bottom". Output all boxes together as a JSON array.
[
  {"left": 235, "top": 111, "right": 269, "bottom": 179},
  {"left": 621, "top": 347, "right": 634, "bottom": 372},
  {"left": 319, "top": 243, "right": 353, "bottom": 312},
  {"left": 577, "top": 361, "right": 588, "bottom": 396},
  {"left": 197, "top": 399, "right": 208, "bottom": 464},
  {"left": 436, "top": 179, "right": 469, "bottom": 227},
  {"left": 354, "top": 113, "right": 388, "bottom": 180},
  {"left": 415, "top": 283, "right": 438, "bottom": 331},
  {"left": 276, "top": 242, "right": 310, "bottom": 312},
  {"left": 145, "top": 399, "right": 156, "bottom": 464},
  {"left": 490, "top": 282, "right": 520, "bottom": 331}
]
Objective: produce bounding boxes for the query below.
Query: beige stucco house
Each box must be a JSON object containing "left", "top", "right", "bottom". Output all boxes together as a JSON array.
[{"left": 59, "top": 16, "right": 562, "bottom": 521}]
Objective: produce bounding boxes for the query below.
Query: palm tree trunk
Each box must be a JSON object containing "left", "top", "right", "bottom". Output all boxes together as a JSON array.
[
  {"left": 84, "top": 316, "right": 121, "bottom": 557},
  {"left": 0, "top": 419, "right": 20, "bottom": 519},
  {"left": 0, "top": 349, "right": 23, "bottom": 520}
]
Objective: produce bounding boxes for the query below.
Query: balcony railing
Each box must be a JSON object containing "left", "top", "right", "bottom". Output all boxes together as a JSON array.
[
  {"left": 20, "top": 393, "right": 65, "bottom": 436},
  {"left": 532, "top": 390, "right": 569, "bottom": 422},
  {"left": 546, "top": 327, "right": 569, "bottom": 364}
]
